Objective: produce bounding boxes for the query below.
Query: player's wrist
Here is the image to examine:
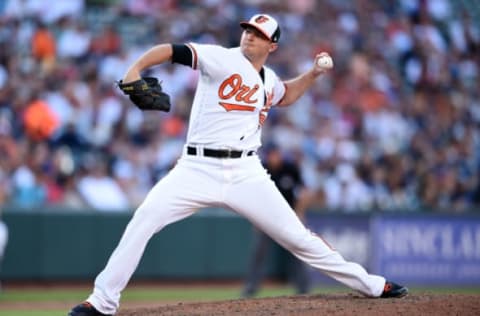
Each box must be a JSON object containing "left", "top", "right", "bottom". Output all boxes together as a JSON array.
[{"left": 123, "top": 73, "right": 141, "bottom": 83}]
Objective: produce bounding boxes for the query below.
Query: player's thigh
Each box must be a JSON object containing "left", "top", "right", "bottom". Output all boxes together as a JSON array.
[
  {"left": 226, "top": 174, "right": 306, "bottom": 247},
  {"left": 134, "top": 158, "right": 221, "bottom": 227}
]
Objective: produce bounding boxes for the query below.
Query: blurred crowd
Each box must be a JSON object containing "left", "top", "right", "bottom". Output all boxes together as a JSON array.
[{"left": 0, "top": 0, "right": 479, "bottom": 213}]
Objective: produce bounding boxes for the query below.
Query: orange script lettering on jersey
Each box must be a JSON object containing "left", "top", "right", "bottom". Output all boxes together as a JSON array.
[
  {"left": 218, "top": 74, "right": 259, "bottom": 112},
  {"left": 259, "top": 90, "right": 273, "bottom": 126}
]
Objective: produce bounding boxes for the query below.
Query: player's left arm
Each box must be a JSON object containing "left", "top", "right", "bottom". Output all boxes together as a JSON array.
[
  {"left": 123, "top": 44, "right": 174, "bottom": 83},
  {"left": 277, "top": 52, "right": 332, "bottom": 107}
]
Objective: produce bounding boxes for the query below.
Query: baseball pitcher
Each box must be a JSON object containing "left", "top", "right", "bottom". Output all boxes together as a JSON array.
[{"left": 69, "top": 14, "right": 408, "bottom": 316}]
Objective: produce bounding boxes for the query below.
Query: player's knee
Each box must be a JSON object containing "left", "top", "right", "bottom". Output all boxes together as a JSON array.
[
  {"left": 279, "top": 228, "right": 312, "bottom": 253},
  {"left": 131, "top": 203, "right": 163, "bottom": 229},
  {"left": 281, "top": 228, "right": 334, "bottom": 258}
]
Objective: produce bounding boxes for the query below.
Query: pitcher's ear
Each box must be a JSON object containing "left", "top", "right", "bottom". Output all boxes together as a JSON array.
[{"left": 269, "top": 43, "right": 278, "bottom": 53}]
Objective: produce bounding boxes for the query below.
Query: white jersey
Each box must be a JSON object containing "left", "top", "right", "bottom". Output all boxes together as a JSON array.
[{"left": 185, "top": 43, "right": 286, "bottom": 151}]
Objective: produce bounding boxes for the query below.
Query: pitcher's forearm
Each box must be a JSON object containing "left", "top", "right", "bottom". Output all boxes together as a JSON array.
[
  {"left": 123, "top": 44, "right": 173, "bottom": 82},
  {"left": 278, "top": 52, "right": 332, "bottom": 107},
  {"left": 278, "top": 70, "right": 321, "bottom": 106}
]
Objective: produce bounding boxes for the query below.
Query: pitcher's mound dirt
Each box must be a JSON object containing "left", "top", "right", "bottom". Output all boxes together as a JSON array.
[{"left": 118, "top": 293, "right": 480, "bottom": 316}]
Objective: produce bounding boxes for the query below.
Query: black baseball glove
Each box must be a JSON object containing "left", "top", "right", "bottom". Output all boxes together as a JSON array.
[{"left": 117, "top": 77, "right": 171, "bottom": 112}]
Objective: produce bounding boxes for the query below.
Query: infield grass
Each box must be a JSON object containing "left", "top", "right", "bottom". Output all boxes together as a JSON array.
[{"left": 0, "top": 285, "right": 478, "bottom": 316}]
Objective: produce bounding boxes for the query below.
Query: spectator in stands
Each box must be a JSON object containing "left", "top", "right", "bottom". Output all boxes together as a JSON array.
[
  {"left": 90, "top": 25, "right": 122, "bottom": 57},
  {"left": 30, "top": 20, "right": 56, "bottom": 74},
  {"left": 76, "top": 156, "right": 130, "bottom": 211},
  {"left": 23, "top": 96, "right": 59, "bottom": 141},
  {"left": 57, "top": 19, "right": 92, "bottom": 61}
]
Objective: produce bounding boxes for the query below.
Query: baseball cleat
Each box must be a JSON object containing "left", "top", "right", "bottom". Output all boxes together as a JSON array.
[
  {"left": 380, "top": 281, "right": 409, "bottom": 298},
  {"left": 68, "top": 302, "right": 112, "bottom": 316}
]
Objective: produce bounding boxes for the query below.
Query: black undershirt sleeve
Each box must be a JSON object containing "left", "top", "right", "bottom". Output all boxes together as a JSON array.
[{"left": 171, "top": 44, "right": 193, "bottom": 67}]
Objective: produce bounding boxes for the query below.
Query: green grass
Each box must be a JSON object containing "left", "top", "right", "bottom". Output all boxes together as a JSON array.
[
  {"left": 0, "top": 285, "right": 478, "bottom": 316},
  {"left": 0, "top": 288, "right": 86, "bottom": 302},
  {"left": 0, "top": 286, "right": 290, "bottom": 303},
  {"left": 0, "top": 285, "right": 298, "bottom": 316}
]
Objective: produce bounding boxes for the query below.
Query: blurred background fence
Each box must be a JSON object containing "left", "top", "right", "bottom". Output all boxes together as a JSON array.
[{"left": 2, "top": 208, "right": 479, "bottom": 286}]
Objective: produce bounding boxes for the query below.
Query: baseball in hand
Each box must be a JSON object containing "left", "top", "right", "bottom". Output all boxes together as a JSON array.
[{"left": 317, "top": 55, "right": 333, "bottom": 69}]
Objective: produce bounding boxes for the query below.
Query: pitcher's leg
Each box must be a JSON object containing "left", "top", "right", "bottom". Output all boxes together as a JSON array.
[
  {"left": 226, "top": 173, "right": 385, "bottom": 297},
  {"left": 87, "top": 187, "right": 196, "bottom": 314},
  {"left": 279, "top": 225, "right": 385, "bottom": 297},
  {"left": 86, "top": 158, "right": 215, "bottom": 314}
]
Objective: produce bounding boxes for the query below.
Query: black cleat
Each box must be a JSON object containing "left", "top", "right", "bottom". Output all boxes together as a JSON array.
[
  {"left": 380, "top": 281, "right": 409, "bottom": 298},
  {"left": 68, "top": 302, "right": 111, "bottom": 316}
]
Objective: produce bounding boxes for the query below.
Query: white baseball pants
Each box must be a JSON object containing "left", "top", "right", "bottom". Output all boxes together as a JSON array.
[
  {"left": 88, "top": 153, "right": 385, "bottom": 314},
  {"left": 0, "top": 221, "right": 8, "bottom": 259}
]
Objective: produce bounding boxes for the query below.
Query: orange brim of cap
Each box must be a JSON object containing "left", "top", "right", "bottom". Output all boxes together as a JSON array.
[{"left": 240, "top": 21, "right": 272, "bottom": 41}]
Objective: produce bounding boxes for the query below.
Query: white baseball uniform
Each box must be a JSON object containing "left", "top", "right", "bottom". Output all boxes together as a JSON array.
[{"left": 87, "top": 43, "right": 385, "bottom": 314}]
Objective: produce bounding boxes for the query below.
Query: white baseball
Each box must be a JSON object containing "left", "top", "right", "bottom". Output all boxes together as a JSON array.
[{"left": 317, "top": 55, "right": 333, "bottom": 69}]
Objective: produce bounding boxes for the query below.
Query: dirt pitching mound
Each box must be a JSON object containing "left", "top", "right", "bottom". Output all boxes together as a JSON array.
[{"left": 117, "top": 293, "right": 479, "bottom": 316}]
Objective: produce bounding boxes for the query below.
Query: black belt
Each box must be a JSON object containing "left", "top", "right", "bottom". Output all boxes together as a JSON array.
[{"left": 187, "top": 146, "right": 255, "bottom": 159}]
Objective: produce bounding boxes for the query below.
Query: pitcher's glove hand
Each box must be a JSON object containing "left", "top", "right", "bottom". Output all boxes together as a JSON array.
[{"left": 117, "top": 77, "right": 171, "bottom": 112}]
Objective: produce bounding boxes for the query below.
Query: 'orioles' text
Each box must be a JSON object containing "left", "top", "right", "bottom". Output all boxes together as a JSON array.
[{"left": 218, "top": 74, "right": 258, "bottom": 112}]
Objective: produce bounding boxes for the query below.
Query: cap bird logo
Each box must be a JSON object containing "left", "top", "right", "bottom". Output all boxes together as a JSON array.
[{"left": 255, "top": 15, "right": 269, "bottom": 23}]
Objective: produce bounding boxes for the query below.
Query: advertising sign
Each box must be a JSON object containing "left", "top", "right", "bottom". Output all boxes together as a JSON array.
[
  {"left": 372, "top": 215, "right": 480, "bottom": 285},
  {"left": 306, "top": 213, "right": 371, "bottom": 285}
]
